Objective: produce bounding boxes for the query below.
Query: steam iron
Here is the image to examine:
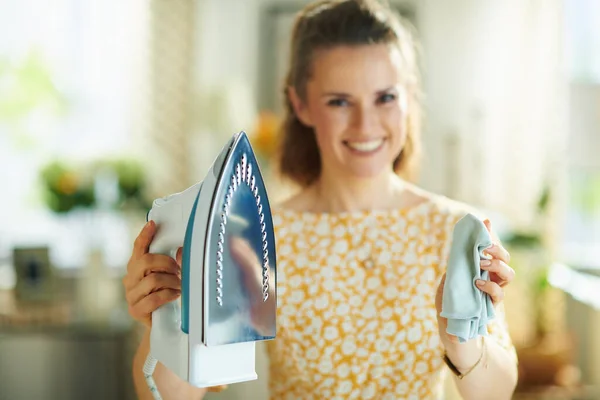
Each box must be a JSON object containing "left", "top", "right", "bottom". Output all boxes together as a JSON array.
[{"left": 144, "top": 131, "right": 277, "bottom": 393}]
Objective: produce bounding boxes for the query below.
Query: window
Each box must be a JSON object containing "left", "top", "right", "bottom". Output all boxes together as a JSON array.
[
  {"left": 0, "top": 0, "right": 149, "bottom": 270},
  {"left": 562, "top": 0, "right": 600, "bottom": 268}
]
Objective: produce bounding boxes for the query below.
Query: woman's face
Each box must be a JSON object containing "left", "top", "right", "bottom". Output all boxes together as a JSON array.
[{"left": 290, "top": 44, "right": 409, "bottom": 181}]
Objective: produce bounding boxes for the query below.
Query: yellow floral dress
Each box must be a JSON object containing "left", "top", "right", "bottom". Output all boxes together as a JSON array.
[{"left": 265, "top": 196, "right": 516, "bottom": 400}]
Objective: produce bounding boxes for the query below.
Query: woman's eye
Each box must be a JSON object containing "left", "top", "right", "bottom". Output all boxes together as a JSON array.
[
  {"left": 377, "top": 93, "right": 396, "bottom": 104},
  {"left": 327, "top": 98, "right": 349, "bottom": 107}
]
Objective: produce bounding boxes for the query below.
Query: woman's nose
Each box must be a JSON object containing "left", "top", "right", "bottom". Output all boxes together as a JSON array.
[{"left": 351, "top": 105, "right": 377, "bottom": 134}]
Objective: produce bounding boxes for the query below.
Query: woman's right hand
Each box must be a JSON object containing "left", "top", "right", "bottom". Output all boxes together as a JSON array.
[
  {"left": 123, "top": 220, "right": 182, "bottom": 328},
  {"left": 126, "top": 220, "right": 228, "bottom": 394}
]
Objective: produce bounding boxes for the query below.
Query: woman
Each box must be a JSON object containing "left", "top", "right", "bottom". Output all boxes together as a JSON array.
[{"left": 123, "top": 0, "right": 518, "bottom": 398}]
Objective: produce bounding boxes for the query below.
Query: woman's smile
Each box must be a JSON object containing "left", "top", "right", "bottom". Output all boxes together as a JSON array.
[{"left": 343, "top": 137, "right": 387, "bottom": 155}]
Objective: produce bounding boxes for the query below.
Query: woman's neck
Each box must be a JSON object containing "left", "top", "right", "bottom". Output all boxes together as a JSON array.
[{"left": 309, "top": 170, "right": 407, "bottom": 213}]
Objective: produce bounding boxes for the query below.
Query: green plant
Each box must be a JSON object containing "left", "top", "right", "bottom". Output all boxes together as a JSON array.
[
  {"left": 95, "top": 158, "right": 152, "bottom": 211},
  {"left": 39, "top": 161, "right": 95, "bottom": 213},
  {"left": 39, "top": 157, "right": 151, "bottom": 214}
]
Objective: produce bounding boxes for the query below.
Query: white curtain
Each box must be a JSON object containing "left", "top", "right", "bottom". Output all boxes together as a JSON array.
[
  {"left": 139, "top": 0, "right": 197, "bottom": 198},
  {"left": 419, "top": 0, "right": 567, "bottom": 230}
]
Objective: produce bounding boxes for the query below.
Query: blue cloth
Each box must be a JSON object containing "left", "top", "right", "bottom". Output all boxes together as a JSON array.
[{"left": 440, "top": 213, "right": 495, "bottom": 343}]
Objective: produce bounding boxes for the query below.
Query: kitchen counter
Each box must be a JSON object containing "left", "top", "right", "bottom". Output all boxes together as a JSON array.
[
  {"left": 548, "top": 262, "right": 600, "bottom": 310},
  {"left": 548, "top": 262, "right": 600, "bottom": 397},
  {"left": 0, "top": 275, "right": 140, "bottom": 400}
]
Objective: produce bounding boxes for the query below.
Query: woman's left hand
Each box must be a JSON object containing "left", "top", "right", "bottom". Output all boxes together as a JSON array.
[
  {"left": 474, "top": 219, "right": 515, "bottom": 304},
  {"left": 435, "top": 219, "right": 515, "bottom": 343}
]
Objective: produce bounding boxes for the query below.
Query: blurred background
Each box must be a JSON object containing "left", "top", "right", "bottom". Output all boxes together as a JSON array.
[{"left": 0, "top": 0, "right": 599, "bottom": 399}]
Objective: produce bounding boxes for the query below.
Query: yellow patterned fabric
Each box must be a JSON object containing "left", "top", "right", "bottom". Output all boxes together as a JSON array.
[{"left": 266, "top": 196, "right": 516, "bottom": 400}]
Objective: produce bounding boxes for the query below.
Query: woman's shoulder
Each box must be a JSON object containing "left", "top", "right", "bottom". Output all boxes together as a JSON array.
[
  {"left": 269, "top": 190, "right": 315, "bottom": 231},
  {"left": 403, "top": 184, "right": 487, "bottom": 223},
  {"left": 273, "top": 189, "right": 312, "bottom": 213},
  {"left": 270, "top": 190, "right": 311, "bottom": 223}
]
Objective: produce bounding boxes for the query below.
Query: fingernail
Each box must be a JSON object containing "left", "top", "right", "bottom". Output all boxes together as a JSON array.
[
  {"left": 480, "top": 260, "right": 491, "bottom": 267},
  {"left": 476, "top": 279, "right": 486, "bottom": 286}
]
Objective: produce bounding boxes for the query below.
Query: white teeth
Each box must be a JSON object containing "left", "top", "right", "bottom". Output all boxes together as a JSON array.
[{"left": 346, "top": 139, "right": 384, "bottom": 152}]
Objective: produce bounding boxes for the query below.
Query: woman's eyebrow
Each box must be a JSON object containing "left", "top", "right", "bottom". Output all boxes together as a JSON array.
[
  {"left": 375, "top": 86, "right": 398, "bottom": 95},
  {"left": 321, "top": 91, "right": 350, "bottom": 97},
  {"left": 321, "top": 86, "right": 398, "bottom": 98}
]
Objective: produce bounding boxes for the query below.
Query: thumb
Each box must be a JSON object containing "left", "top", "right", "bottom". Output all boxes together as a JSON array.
[
  {"left": 435, "top": 273, "right": 446, "bottom": 307},
  {"left": 438, "top": 273, "right": 446, "bottom": 291},
  {"left": 483, "top": 218, "right": 501, "bottom": 243},
  {"left": 483, "top": 218, "right": 492, "bottom": 233},
  {"left": 176, "top": 247, "right": 183, "bottom": 266}
]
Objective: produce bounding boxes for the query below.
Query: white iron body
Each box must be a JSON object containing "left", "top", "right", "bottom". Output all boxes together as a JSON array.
[{"left": 146, "top": 131, "right": 276, "bottom": 388}]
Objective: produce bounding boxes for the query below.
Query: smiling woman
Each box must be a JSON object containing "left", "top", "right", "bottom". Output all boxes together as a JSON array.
[
  {"left": 287, "top": 44, "right": 413, "bottom": 182},
  {"left": 125, "top": 1, "right": 519, "bottom": 400},
  {"left": 278, "top": 1, "right": 421, "bottom": 189}
]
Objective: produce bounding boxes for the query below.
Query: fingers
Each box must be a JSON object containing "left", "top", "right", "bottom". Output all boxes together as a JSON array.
[
  {"left": 131, "top": 220, "right": 157, "bottom": 262},
  {"left": 480, "top": 258, "right": 515, "bottom": 284},
  {"left": 128, "top": 288, "right": 181, "bottom": 322},
  {"left": 207, "top": 385, "right": 228, "bottom": 393},
  {"left": 475, "top": 279, "right": 504, "bottom": 304},
  {"left": 124, "top": 220, "right": 184, "bottom": 326},
  {"left": 126, "top": 254, "right": 180, "bottom": 286},
  {"left": 126, "top": 272, "right": 182, "bottom": 306},
  {"left": 484, "top": 243, "right": 510, "bottom": 264},
  {"left": 480, "top": 223, "right": 514, "bottom": 289}
]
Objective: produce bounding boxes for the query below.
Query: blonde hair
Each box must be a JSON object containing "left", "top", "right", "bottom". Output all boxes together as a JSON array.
[{"left": 277, "top": 0, "right": 422, "bottom": 187}]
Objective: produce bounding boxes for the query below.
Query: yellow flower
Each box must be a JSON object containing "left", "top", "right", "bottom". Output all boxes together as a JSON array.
[
  {"left": 56, "top": 172, "right": 78, "bottom": 195},
  {"left": 251, "top": 111, "right": 280, "bottom": 158}
]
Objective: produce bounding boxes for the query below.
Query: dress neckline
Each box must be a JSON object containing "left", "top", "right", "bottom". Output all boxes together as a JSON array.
[{"left": 272, "top": 196, "right": 436, "bottom": 221}]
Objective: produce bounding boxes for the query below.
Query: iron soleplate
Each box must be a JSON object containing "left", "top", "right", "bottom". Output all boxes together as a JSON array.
[{"left": 202, "top": 132, "right": 277, "bottom": 346}]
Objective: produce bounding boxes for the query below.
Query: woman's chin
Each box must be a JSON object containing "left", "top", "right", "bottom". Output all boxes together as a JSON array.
[{"left": 340, "top": 164, "right": 392, "bottom": 181}]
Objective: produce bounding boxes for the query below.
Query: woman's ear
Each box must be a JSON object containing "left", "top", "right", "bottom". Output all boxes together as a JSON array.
[{"left": 288, "top": 86, "right": 313, "bottom": 127}]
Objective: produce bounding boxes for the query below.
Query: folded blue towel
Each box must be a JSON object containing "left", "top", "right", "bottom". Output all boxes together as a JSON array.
[{"left": 440, "top": 213, "right": 495, "bottom": 343}]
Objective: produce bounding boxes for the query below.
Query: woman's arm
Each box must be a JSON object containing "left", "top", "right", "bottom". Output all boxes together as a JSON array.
[
  {"left": 441, "top": 328, "right": 518, "bottom": 400},
  {"left": 132, "top": 328, "right": 209, "bottom": 400},
  {"left": 436, "top": 217, "right": 519, "bottom": 399}
]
